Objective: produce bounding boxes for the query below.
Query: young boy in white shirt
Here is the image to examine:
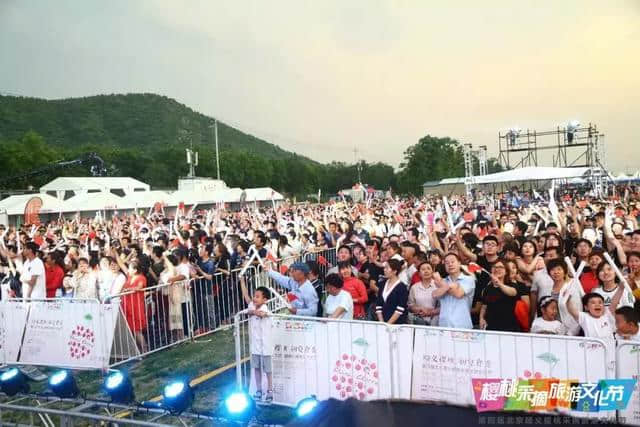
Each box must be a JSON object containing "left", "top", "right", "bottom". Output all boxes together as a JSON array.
[
  {"left": 567, "top": 282, "right": 625, "bottom": 339},
  {"left": 240, "top": 279, "right": 274, "bottom": 403}
]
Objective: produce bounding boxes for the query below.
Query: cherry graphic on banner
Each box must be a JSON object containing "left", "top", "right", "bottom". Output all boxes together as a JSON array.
[
  {"left": 68, "top": 322, "right": 96, "bottom": 360},
  {"left": 329, "top": 338, "right": 379, "bottom": 400}
]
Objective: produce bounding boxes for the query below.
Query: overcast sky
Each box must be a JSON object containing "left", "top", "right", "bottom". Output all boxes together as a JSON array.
[{"left": 1, "top": 1, "right": 639, "bottom": 172}]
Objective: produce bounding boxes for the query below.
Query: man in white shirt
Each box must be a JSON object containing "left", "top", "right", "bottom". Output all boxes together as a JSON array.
[{"left": 20, "top": 242, "right": 46, "bottom": 299}]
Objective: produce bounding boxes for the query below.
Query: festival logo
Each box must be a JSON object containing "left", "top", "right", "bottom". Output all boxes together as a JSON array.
[
  {"left": 472, "top": 377, "right": 636, "bottom": 413},
  {"left": 68, "top": 315, "right": 95, "bottom": 360},
  {"left": 330, "top": 338, "right": 379, "bottom": 400}
]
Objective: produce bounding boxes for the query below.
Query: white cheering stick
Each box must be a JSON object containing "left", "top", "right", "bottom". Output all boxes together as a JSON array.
[
  {"left": 560, "top": 258, "right": 586, "bottom": 299},
  {"left": 442, "top": 197, "right": 455, "bottom": 232},
  {"left": 603, "top": 252, "right": 634, "bottom": 296}
]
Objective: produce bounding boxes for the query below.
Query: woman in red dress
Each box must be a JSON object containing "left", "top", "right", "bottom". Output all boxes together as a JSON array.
[{"left": 121, "top": 260, "right": 148, "bottom": 353}]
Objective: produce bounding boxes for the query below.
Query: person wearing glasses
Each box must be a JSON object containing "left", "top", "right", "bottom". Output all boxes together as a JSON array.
[{"left": 479, "top": 259, "right": 520, "bottom": 331}]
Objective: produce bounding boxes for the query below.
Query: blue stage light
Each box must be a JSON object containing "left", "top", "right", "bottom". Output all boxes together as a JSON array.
[
  {"left": 222, "top": 390, "right": 255, "bottom": 421},
  {"left": 162, "top": 380, "right": 194, "bottom": 414},
  {"left": 296, "top": 396, "right": 318, "bottom": 418},
  {"left": 48, "top": 370, "right": 79, "bottom": 398},
  {"left": 103, "top": 370, "right": 135, "bottom": 404},
  {"left": 0, "top": 368, "right": 29, "bottom": 396}
]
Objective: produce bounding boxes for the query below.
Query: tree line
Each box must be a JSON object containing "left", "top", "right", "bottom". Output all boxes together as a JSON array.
[{"left": 0, "top": 131, "right": 501, "bottom": 197}]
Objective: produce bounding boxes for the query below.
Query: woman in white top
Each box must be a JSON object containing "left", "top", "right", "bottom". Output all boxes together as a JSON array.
[
  {"left": 324, "top": 273, "right": 354, "bottom": 320},
  {"left": 408, "top": 262, "right": 439, "bottom": 325}
]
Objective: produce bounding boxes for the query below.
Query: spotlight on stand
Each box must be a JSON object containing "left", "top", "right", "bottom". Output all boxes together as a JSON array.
[
  {"left": 0, "top": 368, "right": 29, "bottom": 396},
  {"left": 48, "top": 370, "right": 79, "bottom": 398},
  {"left": 103, "top": 370, "right": 135, "bottom": 404},
  {"left": 162, "top": 380, "right": 194, "bottom": 415},
  {"left": 222, "top": 390, "right": 255, "bottom": 422},
  {"left": 567, "top": 120, "right": 580, "bottom": 144},
  {"left": 296, "top": 395, "right": 319, "bottom": 418}
]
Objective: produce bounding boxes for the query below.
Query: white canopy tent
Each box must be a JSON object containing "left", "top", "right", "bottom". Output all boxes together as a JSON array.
[
  {"left": 40, "top": 177, "right": 150, "bottom": 200},
  {"left": 64, "top": 192, "right": 134, "bottom": 213},
  {"left": 0, "top": 194, "right": 66, "bottom": 216}
]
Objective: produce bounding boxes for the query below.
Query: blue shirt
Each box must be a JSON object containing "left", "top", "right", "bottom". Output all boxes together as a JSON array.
[
  {"left": 437, "top": 273, "right": 475, "bottom": 329},
  {"left": 267, "top": 270, "right": 319, "bottom": 317}
]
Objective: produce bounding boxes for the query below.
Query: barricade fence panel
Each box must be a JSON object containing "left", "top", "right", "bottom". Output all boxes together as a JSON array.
[
  {"left": 234, "top": 313, "right": 637, "bottom": 423},
  {"left": 109, "top": 280, "right": 192, "bottom": 367},
  {"left": 0, "top": 298, "right": 116, "bottom": 370},
  {"left": 233, "top": 312, "right": 412, "bottom": 407},
  {"left": 617, "top": 341, "right": 640, "bottom": 426},
  {"left": 403, "top": 324, "right": 614, "bottom": 421}
]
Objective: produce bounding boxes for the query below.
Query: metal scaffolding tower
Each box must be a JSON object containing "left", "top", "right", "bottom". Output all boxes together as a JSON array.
[
  {"left": 478, "top": 145, "right": 488, "bottom": 176},
  {"left": 463, "top": 143, "right": 474, "bottom": 198}
]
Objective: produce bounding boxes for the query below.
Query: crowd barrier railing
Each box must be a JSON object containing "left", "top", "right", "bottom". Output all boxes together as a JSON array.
[{"left": 233, "top": 312, "right": 640, "bottom": 424}]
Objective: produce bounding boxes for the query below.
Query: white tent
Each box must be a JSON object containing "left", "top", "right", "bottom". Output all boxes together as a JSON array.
[
  {"left": 239, "top": 187, "right": 283, "bottom": 202},
  {"left": 40, "top": 177, "right": 150, "bottom": 200},
  {"left": 120, "top": 190, "right": 171, "bottom": 208},
  {"left": 64, "top": 192, "right": 134, "bottom": 213},
  {"left": 0, "top": 194, "right": 66, "bottom": 216},
  {"left": 471, "top": 167, "right": 592, "bottom": 185}
]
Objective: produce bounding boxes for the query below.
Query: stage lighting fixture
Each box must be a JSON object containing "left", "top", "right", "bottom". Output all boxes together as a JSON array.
[
  {"left": 296, "top": 396, "right": 319, "bottom": 418},
  {"left": 567, "top": 120, "right": 580, "bottom": 144},
  {"left": 222, "top": 390, "right": 255, "bottom": 421},
  {"left": 0, "top": 368, "right": 29, "bottom": 396},
  {"left": 48, "top": 370, "right": 79, "bottom": 398},
  {"left": 103, "top": 370, "right": 135, "bottom": 404},
  {"left": 162, "top": 380, "right": 194, "bottom": 414}
]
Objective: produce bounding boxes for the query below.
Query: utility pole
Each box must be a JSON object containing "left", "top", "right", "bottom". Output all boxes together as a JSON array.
[
  {"left": 354, "top": 148, "right": 362, "bottom": 184},
  {"left": 210, "top": 120, "right": 221, "bottom": 180}
]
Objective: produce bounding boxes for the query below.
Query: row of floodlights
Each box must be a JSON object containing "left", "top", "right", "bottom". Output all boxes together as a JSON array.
[{"left": 0, "top": 368, "right": 319, "bottom": 421}]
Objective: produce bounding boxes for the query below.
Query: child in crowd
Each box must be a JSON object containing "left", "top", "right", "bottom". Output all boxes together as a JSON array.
[
  {"left": 239, "top": 279, "right": 273, "bottom": 403},
  {"left": 615, "top": 306, "right": 640, "bottom": 341},
  {"left": 567, "top": 282, "right": 624, "bottom": 339},
  {"left": 530, "top": 296, "right": 566, "bottom": 335}
]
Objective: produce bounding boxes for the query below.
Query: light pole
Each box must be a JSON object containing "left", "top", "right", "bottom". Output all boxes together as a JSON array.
[{"left": 210, "top": 120, "right": 221, "bottom": 180}]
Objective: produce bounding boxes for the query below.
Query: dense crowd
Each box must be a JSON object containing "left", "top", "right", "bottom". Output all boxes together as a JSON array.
[{"left": 2, "top": 187, "right": 640, "bottom": 356}]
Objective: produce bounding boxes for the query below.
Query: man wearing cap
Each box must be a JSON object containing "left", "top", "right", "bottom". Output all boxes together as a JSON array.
[{"left": 266, "top": 261, "right": 319, "bottom": 316}]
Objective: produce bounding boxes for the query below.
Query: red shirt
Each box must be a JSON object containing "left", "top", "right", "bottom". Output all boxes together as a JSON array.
[
  {"left": 342, "top": 277, "right": 368, "bottom": 319},
  {"left": 580, "top": 271, "right": 599, "bottom": 294},
  {"left": 45, "top": 264, "right": 65, "bottom": 298},
  {"left": 410, "top": 271, "right": 421, "bottom": 286}
]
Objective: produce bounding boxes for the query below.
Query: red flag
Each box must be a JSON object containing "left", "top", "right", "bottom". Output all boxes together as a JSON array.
[
  {"left": 266, "top": 252, "right": 278, "bottom": 263},
  {"left": 279, "top": 265, "right": 289, "bottom": 275},
  {"left": 467, "top": 262, "right": 483, "bottom": 274},
  {"left": 287, "top": 293, "right": 298, "bottom": 302}
]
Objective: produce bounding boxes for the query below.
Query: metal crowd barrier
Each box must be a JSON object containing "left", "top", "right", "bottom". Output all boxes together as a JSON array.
[{"left": 233, "top": 312, "right": 640, "bottom": 424}]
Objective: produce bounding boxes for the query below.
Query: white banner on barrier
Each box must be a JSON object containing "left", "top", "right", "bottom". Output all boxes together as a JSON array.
[
  {"left": 409, "top": 327, "right": 614, "bottom": 419},
  {"left": 263, "top": 318, "right": 412, "bottom": 407},
  {"left": 0, "top": 302, "right": 30, "bottom": 363},
  {"left": 617, "top": 342, "right": 640, "bottom": 426},
  {"left": 18, "top": 300, "right": 119, "bottom": 369}
]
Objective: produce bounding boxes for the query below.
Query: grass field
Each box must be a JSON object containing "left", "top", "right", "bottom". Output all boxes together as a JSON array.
[{"left": 0, "top": 327, "right": 294, "bottom": 426}]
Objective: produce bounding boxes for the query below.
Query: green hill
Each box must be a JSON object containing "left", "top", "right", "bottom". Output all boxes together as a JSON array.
[{"left": 0, "top": 93, "right": 303, "bottom": 161}]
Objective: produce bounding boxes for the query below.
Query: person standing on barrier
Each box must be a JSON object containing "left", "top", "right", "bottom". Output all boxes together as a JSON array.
[
  {"left": 432, "top": 253, "right": 475, "bottom": 329},
  {"left": 239, "top": 281, "right": 274, "bottom": 404},
  {"left": 265, "top": 261, "right": 318, "bottom": 316},
  {"left": 375, "top": 258, "right": 408, "bottom": 324}
]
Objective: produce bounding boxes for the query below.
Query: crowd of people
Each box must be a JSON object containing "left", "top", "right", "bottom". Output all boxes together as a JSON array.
[{"left": 2, "top": 186, "right": 640, "bottom": 359}]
